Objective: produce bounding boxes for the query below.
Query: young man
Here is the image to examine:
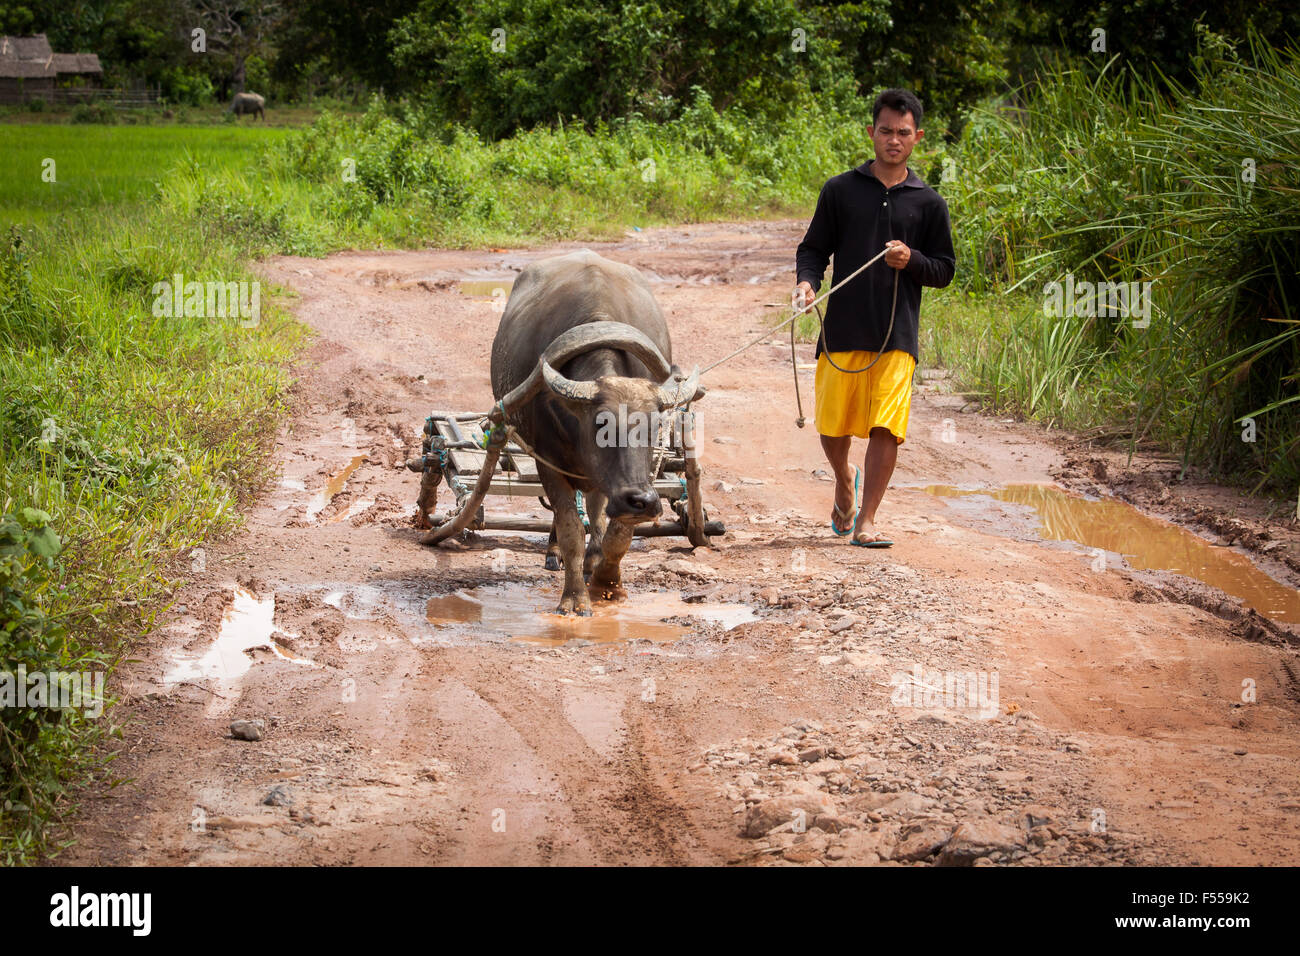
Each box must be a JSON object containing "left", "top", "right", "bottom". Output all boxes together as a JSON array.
[{"left": 794, "top": 88, "right": 955, "bottom": 547}]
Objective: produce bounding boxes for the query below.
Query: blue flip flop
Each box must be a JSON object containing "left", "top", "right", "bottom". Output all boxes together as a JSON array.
[
  {"left": 851, "top": 536, "right": 894, "bottom": 548},
  {"left": 830, "top": 466, "right": 861, "bottom": 536}
]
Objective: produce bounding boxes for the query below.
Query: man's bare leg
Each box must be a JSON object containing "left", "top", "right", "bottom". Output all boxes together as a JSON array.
[
  {"left": 820, "top": 434, "right": 856, "bottom": 525},
  {"left": 853, "top": 427, "right": 898, "bottom": 543}
]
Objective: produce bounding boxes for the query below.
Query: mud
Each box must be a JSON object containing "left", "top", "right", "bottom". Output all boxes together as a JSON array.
[
  {"left": 56, "top": 220, "right": 1300, "bottom": 867},
  {"left": 922, "top": 483, "right": 1300, "bottom": 625}
]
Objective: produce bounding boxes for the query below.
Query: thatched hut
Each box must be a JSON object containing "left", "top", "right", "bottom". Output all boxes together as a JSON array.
[{"left": 0, "top": 34, "right": 103, "bottom": 105}]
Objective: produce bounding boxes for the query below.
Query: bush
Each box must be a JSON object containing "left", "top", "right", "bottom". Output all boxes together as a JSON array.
[
  {"left": 0, "top": 508, "right": 109, "bottom": 862},
  {"left": 159, "top": 67, "right": 215, "bottom": 107},
  {"left": 943, "top": 26, "right": 1300, "bottom": 489},
  {"left": 70, "top": 103, "right": 117, "bottom": 125}
]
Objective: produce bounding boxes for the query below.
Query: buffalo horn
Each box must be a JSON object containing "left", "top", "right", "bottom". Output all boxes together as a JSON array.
[
  {"left": 499, "top": 321, "right": 673, "bottom": 413},
  {"left": 658, "top": 365, "right": 703, "bottom": 408}
]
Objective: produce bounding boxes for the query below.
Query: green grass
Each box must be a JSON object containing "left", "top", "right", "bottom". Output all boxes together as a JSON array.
[
  {"left": 0, "top": 125, "right": 293, "bottom": 228},
  {"left": 939, "top": 29, "right": 1300, "bottom": 490},
  {"left": 0, "top": 121, "right": 304, "bottom": 861}
]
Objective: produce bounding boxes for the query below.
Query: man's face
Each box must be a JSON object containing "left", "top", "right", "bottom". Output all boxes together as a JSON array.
[{"left": 868, "top": 106, "right": 923, "bottom": 164}]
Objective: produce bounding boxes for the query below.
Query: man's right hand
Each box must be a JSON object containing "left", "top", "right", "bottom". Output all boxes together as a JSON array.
[{"left": 793, "top": 281, "right": 815, "bottom": 313}]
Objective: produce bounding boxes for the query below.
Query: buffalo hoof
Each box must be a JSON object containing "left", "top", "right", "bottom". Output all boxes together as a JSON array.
[
  {"left": 555, "top": 595, "right": 593, "bottom": 617},
  {"left": 544, "top": 553, "right": 563, "bottom": 571},
  {"left": 589, "top": 581, "right": 627, "bottom": 603}
]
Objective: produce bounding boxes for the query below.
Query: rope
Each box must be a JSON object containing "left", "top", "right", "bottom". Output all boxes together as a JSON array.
[
  {"left": 791, "top": 305, "right": 807, "bottom": 427},
  {"left": 708, "top": 243, "right": 899, "bottom": 429},
  {"left": 505, "top": 423, "right": 589, "bottom": 481},
  {"left": 700, "top": 245, "right": 893, "bottom": 375},
  {"left": 791, "top": 268, "right": 900, "bottom": 427},
  {"left": 815, "top": 267, "right": 899, "bottom": 374}
]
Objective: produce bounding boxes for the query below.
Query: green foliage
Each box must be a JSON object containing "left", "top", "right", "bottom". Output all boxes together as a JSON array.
[
  {"left": 389, "top": 0, "right": 857, "bottom": 139},
  {"left": 1, "top": 122, "right": 303, "bottom": 861},
  {"left": 0, "top": 506, "right": 110, "bottom": 863},
  {"left": 273, "top": 0, "right": 421, "bottom": 96},
  {"left": 824, "top": 0, "right": 1010, "bottom": 134},
  {"left": 1005, "top": 0, "right": 1300, "bottom": 93},
  {"left": 940, "top": 27, "right": 1300, "bottom": 489},
  {"left": 0, "top": 228, "right": 33, "bottom": 333},
  {"left": 70, "top": 103, "right": 117, "bottom": 125},
  {"left": 267, "top": 87, "right": 912, "bottom": 247},
  {"left": 159, "top": 66, "right": 215, "bottom": 107},
  {"left": 11, "top": 0, "right": 1300, "bottom": 138}
]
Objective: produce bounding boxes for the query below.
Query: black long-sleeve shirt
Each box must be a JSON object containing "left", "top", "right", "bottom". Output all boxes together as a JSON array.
[{"left": 795, "top": 160, "right": 956, "bottom": 362}]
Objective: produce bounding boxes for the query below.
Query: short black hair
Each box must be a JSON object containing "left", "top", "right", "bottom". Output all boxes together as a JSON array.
[{"left": 872, "top": 88, "right": 923, "bottom": 129}]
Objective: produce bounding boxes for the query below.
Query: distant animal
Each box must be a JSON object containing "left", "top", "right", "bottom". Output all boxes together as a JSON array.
[
  {"left": 229, "top": 92, "right": 265, "bottom": 120},
  {"left": 489, "top": 250, "right": 701, "bottom": 616}
]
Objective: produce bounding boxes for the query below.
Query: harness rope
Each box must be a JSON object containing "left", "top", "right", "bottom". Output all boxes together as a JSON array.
[
  {"left": 504, "top": 421, "right": 589, "bottom": 482},
  {"left": 701, "top": 244, "right": 897, "bottom": 375}
]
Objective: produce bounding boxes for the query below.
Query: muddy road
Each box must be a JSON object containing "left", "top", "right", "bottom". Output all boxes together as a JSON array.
[{"left": 61, "top": 221, "right": 1300, "bottom": 866}]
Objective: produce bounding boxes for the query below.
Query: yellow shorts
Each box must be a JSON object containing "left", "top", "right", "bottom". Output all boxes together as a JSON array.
[{"left": 814, "top": 349, "right": 916, "bottom": 443}]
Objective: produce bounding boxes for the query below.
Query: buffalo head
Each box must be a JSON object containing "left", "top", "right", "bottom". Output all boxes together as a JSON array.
[{"left": 501, "top": 321, "right": 703, "bottom": 522}]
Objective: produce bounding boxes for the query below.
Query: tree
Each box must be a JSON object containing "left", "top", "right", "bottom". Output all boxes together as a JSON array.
[
  {"left": 187, "top": 0, "right": 284, "bottom": 97},
  {"left": 389, "top": 0, "right": 856, "bottom": 138},
  {"left": 271, "top": 0, "right": 421, "bottom": 97}
]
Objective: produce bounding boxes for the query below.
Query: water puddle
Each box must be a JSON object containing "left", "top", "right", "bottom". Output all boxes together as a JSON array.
[
  {"left": 459, "top": 279, "right": 514, "bottom": 300},
  {"left": 322, "top": 584, "right": 392, "bottom": 618},
  {"left": 164, "top": 587, "right": 315, "bottom": 713},
  {"left": 306, "top": 455, "right": 367, "bottom": 520},
  {"left": 424, "top": 584, "right": 757, "bottom": 646},
  {"left": 922, "top": 483, "right": 1300, "bottom": 624}
]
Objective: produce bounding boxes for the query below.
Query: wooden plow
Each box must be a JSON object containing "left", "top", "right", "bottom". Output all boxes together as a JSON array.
[{"left": 406, "top": 406, "right": 724, "bottom": 548}]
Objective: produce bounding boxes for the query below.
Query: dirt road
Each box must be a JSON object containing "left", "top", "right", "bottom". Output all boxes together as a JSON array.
[{"left": 60, "top": 221, "right": 1300, "bottom": 866}]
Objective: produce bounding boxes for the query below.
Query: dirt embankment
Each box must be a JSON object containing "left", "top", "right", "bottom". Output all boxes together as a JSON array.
[{"left": 58, "top": 221, "right": 1300, "bottom": 866}]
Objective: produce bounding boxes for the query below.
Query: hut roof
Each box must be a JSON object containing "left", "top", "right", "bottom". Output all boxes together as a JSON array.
[
  {"left": 0, "top": 57, "right": 54, "bottom": 79},
  {"left": 0, "top": 34, "right": 53, "bottom": 61},
  {"left": 52, "top": 52, "right": 102, "bottom": 74}
]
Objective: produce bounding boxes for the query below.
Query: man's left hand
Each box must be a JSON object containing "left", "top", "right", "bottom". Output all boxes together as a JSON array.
[{"left": 885, "top": 239, "right": 910, "bottom": 269}]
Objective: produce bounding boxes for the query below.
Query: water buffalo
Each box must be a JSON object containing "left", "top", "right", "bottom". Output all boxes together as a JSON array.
[
  {"left": 229, "top": 92, "right": 265, "bottom": 120},
  {"left": 490, "top": 250, "right": 701, "bottom": 615}
]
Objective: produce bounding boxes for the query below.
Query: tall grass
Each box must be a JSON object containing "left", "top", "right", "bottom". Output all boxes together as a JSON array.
[
  {"left": 0, "top": 127, "right": 302, "bottom": 861},
  {"left": 259, "top": 88, "right": 943, "bottom": 247},
  {"left": 940, "top": 28, "right": 1300, "bottom": 490}
]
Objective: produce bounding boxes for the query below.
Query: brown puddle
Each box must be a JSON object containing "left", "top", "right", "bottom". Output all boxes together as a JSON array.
[
  {"left": 163, "top": 587, "right": 315, "bottom": 715},
  {"left": 425, "top": 584, "right": 755, "bottom": 646},
  {"left": 459, "top": 280, "right": 514, "bottom": 299},
  {"left": 306, "top": 455, "right": 367, "bottom": 520},
  {"left": 923, "top": 483, "right": 1300, "bottom": 624}
]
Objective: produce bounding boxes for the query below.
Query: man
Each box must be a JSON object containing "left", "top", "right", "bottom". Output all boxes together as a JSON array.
[{"left": 794, "top": 88, "right": 955, "bottom": 547}]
